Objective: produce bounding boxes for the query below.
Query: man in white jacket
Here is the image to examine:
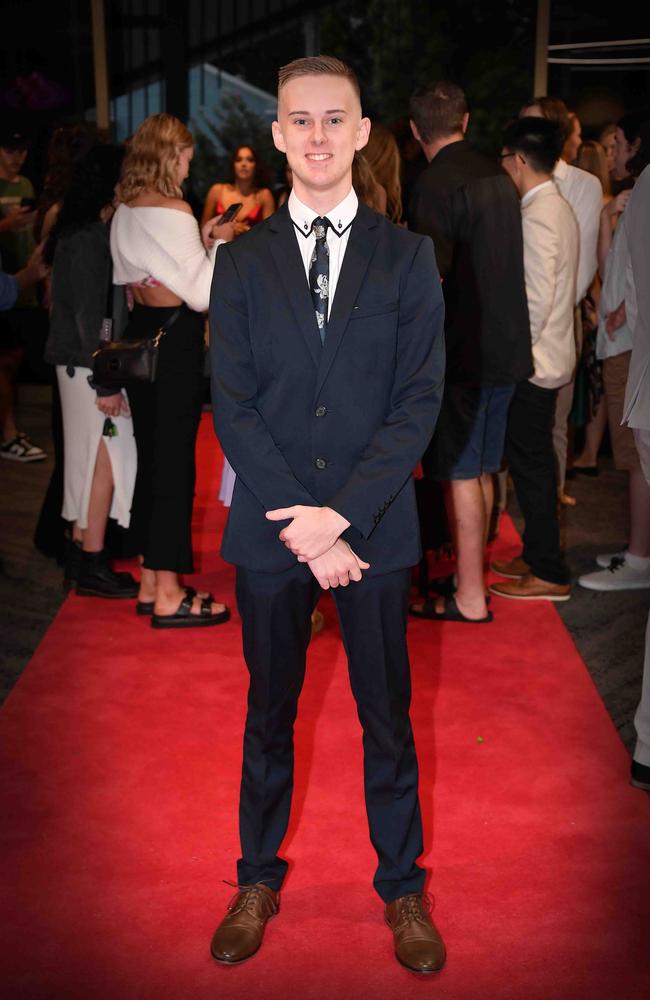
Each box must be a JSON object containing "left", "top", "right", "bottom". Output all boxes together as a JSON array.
[
  {"left": 490, "top": 117, "right": 578, "bottom": 601},
  {"left": 621, "top": 164, "right": 650, "bottom": 790}
]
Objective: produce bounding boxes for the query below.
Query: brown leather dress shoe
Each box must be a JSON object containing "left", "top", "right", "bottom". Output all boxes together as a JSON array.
[
  {"left": 385, "top": 894, "right": 446, "bottom": 974},
  {"left": 490, "top": 556, "right": 530, "bottom": 579},
  {"left": 210, "top": 883, "right": 279, "bottom": 964},
  {"left": 488, "top": 573, "right": 571, "bottom": 601}
]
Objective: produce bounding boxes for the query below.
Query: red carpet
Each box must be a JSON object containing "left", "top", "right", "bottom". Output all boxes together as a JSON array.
[{"left": 1, "top": 414, "right": 649, "bottom": 1000}]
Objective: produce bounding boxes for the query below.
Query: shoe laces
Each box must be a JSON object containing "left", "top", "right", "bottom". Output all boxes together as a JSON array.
[
  {"left": 223, "top": 880, "right": 276, "bottom": 917},
  {"left": 608, "top": 556, "right": 626, "bottom": 573},
  {"left": 394, "top": 892, "right": 432, "bottom": 929}
]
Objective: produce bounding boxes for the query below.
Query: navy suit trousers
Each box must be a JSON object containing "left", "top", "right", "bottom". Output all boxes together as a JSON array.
[{"left": 234, "top": 563, "right": 426, "bottom": 903}]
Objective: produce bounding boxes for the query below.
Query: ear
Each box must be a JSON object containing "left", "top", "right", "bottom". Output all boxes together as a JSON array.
[
  {"left": 355, "top": 116, "right": 371, "bottom": 152},
  {"left": 272, "top": 120, "right": 286, "bottom": 154},
  {"left": 631, "top": 136, "right": 641, "bottom": 155},
  {"left": 461, "top": 112, "right": 469, "bottom": 134},
  {"left": 409, "top": 119, "right": 422, "bottom": 144}
]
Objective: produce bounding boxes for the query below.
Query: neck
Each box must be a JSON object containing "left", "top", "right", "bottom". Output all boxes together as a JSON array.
[
  {"left": 422, "top": 131, "right": 464, "bottom": 163},
  {"left": 520, "top": 172, "right": 551, "bottom": 196},
  {"left": 0, "top": 166, "right": 16, "bottom": 182},
  {"left": 292, "top": 177, "right": 352, "bottom": 216},
  {"left": 234, "top": 178, "right": 254, "bottom": 196}
]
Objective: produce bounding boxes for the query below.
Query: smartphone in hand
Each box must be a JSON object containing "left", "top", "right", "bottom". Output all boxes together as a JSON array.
[{"left": 217, "top": 202, "right": 243, "bottom": 224}]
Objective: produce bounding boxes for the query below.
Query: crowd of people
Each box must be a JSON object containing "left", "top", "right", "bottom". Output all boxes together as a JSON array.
[{"left": 2, "top": 51, "right": 650, "bottom": 972}]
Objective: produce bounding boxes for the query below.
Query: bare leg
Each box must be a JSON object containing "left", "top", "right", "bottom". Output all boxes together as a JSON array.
[
  {"left": 440, "top": 478, "right": 488, "bottom": 620},
  {"left": 628, "top": 467, "right": 650, "bottom": 558},
  {"left": 574, "top": 395, "right": 608, "bottom": 468},
  {"left": 0, "top": 349, "right": 21, "bottom": 443},
  {"left": 479, "top": 472, "right": 494, "bottom": 549},
  {"left": 82, "top": 438, "right": 113, "bottom": 552},
  {"left": 153, "top": 569, "right": 227, "bottom": 617}
]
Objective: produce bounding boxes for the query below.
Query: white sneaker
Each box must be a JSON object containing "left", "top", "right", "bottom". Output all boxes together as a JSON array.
[
  {"left": 595, "top": 550, "right": 627, "bottom": 569},
  {"left": 579, "top": 556, "right": 650, "bottom": 591},
  {"left": 0, "top": 433, "right": 46, "bottom": 463}
]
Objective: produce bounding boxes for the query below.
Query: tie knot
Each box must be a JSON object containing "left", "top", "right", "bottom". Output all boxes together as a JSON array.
[{"left": 311, "top": 217, "right": 330, "bottom": 239}]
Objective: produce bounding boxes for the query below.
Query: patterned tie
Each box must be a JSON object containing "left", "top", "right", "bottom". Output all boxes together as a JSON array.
[{"left": 309, "top": 216, "right": 330, "bottom": 343}]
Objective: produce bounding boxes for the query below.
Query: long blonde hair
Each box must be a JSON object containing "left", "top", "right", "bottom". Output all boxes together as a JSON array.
[
  {"left": 116, "top": 113, "right": 193, "bottom": 204},
  {"left": 363, "top": 124, "right": 403, "bottom": 222},
  {"left": 576, "top": 140, "right": 612, "bottom": 199}
]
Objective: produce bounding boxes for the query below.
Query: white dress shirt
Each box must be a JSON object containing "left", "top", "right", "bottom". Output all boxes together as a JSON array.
[
  {"left": 552, "top": 158, "right": 602, "bottom": 304},
  {"left": 597, "top": 214, "right": 634, "bottom": 360},
  {"left": 623, "top": 164, "right": 650, "bottom": 432},
  {"left": 521, "top": 180, "right": 580, "bottom": 389},
  {"left": 288, "top": 188, "right": 358, "bottom": 319}
]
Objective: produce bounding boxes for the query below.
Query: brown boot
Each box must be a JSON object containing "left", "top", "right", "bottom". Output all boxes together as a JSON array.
[
  {"left": 210, "top": 883, "right": 279, "bottom": 964},
  {"left": 385, "top": 893, "right": 446, "bottom": 974}
]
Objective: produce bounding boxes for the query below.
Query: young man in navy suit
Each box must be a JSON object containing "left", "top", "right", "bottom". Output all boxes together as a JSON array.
[{"left": 209, "top": 56, "right": 446, "bottom": 973}]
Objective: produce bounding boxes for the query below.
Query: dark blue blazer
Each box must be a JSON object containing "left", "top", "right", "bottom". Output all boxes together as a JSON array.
[{"left": 209, "top": 201, "right": 445, "bottom": 575}]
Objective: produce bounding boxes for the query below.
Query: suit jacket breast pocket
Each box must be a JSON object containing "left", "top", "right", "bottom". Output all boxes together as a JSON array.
[{"left": 347, "top": 301, "right": 399, "bottom": 372}]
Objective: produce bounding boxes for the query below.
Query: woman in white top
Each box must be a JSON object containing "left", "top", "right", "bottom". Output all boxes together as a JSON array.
[{"left": 111, "top": 113, "right": 234, "bottom": 628}]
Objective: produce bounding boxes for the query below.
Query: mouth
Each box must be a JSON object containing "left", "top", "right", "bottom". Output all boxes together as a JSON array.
[{"left": 306, "top": 153, "right": 332, "bottom": 162}]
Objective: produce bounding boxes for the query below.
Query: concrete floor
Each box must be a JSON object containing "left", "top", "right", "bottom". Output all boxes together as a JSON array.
[{"left": 1, "top": 385, "right": 648, "bottom": 756}]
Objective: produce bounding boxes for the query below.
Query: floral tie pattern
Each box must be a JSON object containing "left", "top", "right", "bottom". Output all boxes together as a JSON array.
[{"left": 309, "top": 217, "right": 330, "bottom": 343}]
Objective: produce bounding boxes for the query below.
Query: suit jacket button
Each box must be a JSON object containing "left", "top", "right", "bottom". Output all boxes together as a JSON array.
[
  {"left": 315, "top": 405, "right": 327, "bottom": 417},
  {"left": 315, "top": 457, "right": 327, "bottom": 470}
]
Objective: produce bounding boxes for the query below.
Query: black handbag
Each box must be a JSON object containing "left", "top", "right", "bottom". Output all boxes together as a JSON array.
[
  {"left": 91, "top": 269, "right": 181, "bottom": 388},
  {"left": 92, "top": 310, "right": 179, "bottom": 387}
]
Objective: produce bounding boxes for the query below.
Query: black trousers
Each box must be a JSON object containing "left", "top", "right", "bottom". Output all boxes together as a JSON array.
[
  {"left": 235, "top": 562, "right": 426, "bottom": 903},
  {"left": 124, "top": 304, "right": 204, "bottom": 573},
  {"left": 505, "top": 380, "right": 569, "bottom": 585}
]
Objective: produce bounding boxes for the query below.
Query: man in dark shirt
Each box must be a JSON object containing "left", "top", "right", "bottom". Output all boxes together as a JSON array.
[{"left": 408, "top": 81, "right": 532, "bottom": 623}]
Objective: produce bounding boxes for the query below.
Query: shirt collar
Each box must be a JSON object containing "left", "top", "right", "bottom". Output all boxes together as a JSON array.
[
  {"left": 521, "top": 178, "right": 555, "bottom": 208},
  {"left": 289, "top": 187, "right": 358, "bottom": 238},
  {"left": 553, "top": 157, "right": 568, "bottom": 181}
]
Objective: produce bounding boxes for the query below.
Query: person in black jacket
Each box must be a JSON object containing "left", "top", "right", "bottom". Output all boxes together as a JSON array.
[
  {"left": 44, "top": 145, "right": 138, "bottom": 598},
  {"left": 408, "top": 81, "right": 532, "bottom": 623}
]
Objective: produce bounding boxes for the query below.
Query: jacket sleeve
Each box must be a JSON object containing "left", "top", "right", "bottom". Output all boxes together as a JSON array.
[
  {"left": 210, "top": 244, "right": 321, "bottom": 511},
  {"left": 0, "top": 271, "right": 18, "bottom": 311},
  {"left": 70, "top": 229, "right": 112, "bottom": 366},
  {"left": 327, "top": 236, "right": 445, "bottom": 538},
  {"left": 522, "top": 209, "right": 558, "bottom": 346}
]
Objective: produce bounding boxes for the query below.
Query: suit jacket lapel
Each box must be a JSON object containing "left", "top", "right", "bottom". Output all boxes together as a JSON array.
[
  {"left": 315, "top": 203, "right": 380, "bottom": 398},
  {"left": 267, "top": 204, "right": 322, "bottom": 368}
]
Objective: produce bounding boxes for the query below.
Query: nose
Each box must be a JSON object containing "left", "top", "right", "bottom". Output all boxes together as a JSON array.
[{"left": 311, "top": 122, "right": 325, "bottom": 145}]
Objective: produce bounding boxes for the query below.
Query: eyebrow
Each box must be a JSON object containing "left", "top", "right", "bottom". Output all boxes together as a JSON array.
[{"left": 287, "top": 109, "right": 348, "bottom": 116}]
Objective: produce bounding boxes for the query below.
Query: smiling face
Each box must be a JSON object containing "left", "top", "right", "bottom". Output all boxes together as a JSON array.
[{"left": 272, "top": 73, "right": 370, "bottom": 210}]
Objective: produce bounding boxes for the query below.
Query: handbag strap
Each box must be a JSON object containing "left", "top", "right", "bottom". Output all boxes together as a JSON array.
[
  {"left": 151, "top": 307, "right": 182, "bottom": 347},
  {"left": 105, "top": 257, "right": 114, "bottom": 321}
]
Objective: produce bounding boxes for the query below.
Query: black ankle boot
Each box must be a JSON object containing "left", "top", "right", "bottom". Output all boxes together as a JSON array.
[
  {"left": 63, "top": 537, "right": 83, "bottom": 591},
  {"left": 76, "top": 550, "right": 139, "bottom": 599}
]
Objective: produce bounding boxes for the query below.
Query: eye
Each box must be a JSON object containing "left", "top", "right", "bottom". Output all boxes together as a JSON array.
[{"left": 328, "top": 117, "right": 343, "bottom": 125}]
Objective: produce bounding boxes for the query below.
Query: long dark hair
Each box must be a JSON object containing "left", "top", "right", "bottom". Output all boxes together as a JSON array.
[
  {"left": 230, "top": 144, "right": 270, "bottom": 190},
  {"left": 45, "top": 144, "right": 123, "bottom": 265}
]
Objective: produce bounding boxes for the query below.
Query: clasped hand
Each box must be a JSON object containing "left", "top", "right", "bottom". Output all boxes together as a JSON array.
[
  {"left": 307, "top": 538, "right": 370, "bottom": 590},
  {"left": 266, "top": 504, "right": 351, "bottom": 561}
]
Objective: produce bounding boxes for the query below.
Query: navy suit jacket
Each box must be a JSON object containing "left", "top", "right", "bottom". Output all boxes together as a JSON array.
[{"left": 209, "top": 201, "right": 445, "bottom": 575}]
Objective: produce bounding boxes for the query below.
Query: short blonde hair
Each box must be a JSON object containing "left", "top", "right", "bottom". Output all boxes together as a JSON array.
[
  {"left": 116, "top": 113, "right": 193, "bottom": 203},
  {"left": 278, "top": 56, "right": 361, "bottom": 103}
]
